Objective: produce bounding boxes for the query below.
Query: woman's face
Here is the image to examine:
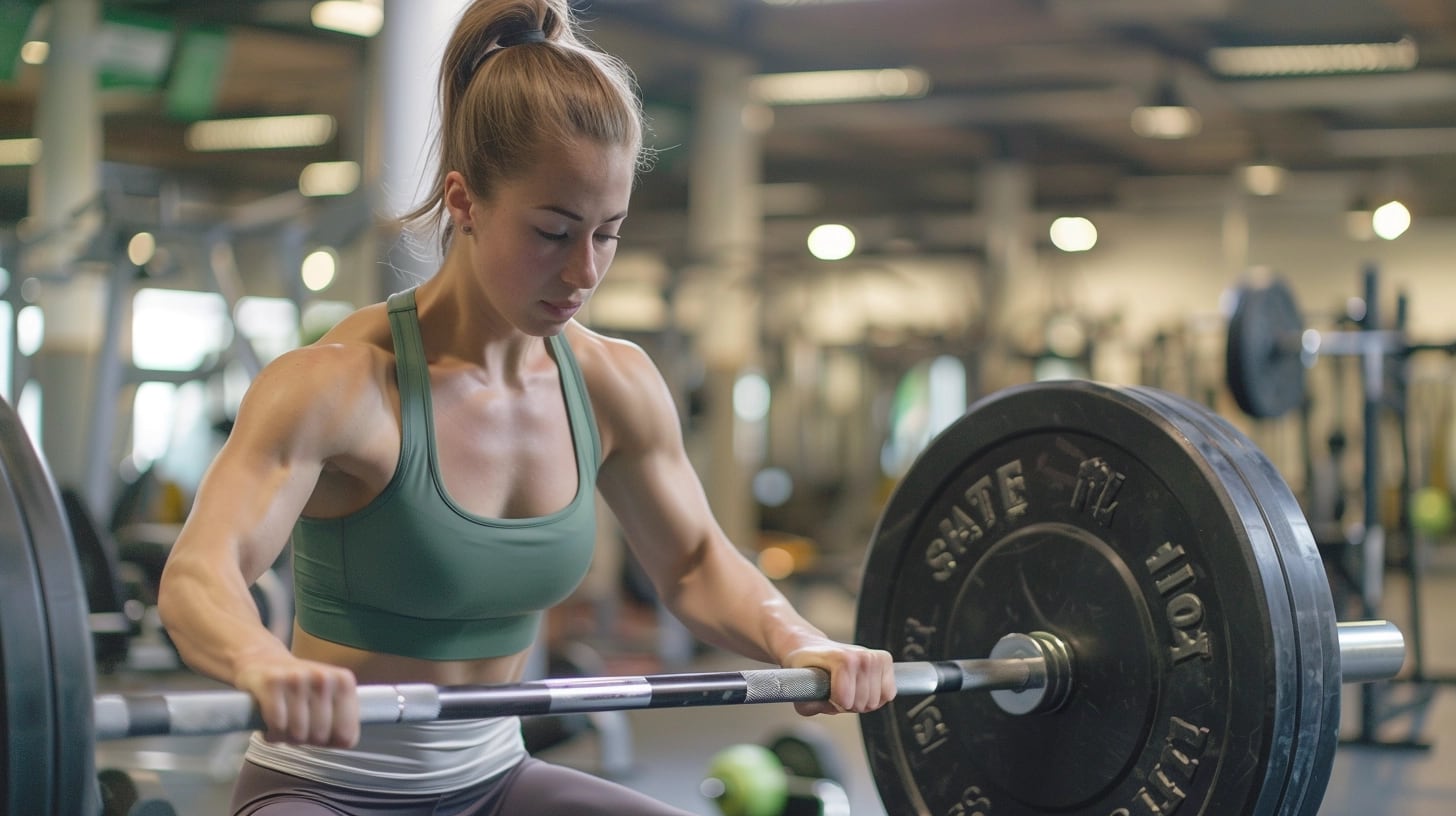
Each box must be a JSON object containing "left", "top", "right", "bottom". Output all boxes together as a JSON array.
[{"left": 464, "top": 136, "right": 636, "bottom": 336}]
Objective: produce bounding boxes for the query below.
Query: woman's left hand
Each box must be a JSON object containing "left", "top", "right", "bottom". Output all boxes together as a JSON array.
[{"left": 781, "top": 640, "right": 896, "bottom": 717}]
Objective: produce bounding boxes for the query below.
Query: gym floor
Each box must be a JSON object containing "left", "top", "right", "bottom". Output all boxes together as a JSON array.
[{"left": 95, "top": 565, "right": 1456, "bottom": 816}]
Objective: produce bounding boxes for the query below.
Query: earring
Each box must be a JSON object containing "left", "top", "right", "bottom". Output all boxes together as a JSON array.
[{"left": 460, "top": 223, "right": 474, "bottom": 236}]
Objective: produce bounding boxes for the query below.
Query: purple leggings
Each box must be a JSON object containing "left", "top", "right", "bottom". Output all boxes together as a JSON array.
[{"left": 231, "top": 757, "right": 695, "bottom": 815}]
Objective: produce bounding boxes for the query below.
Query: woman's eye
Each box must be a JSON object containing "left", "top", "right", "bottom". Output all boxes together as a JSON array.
[
  {"left": 594, "top": 232, "right": 621, "bottom": 244},
  {"left": 535, "top": 229, "right": 568, "bottom": 241}
]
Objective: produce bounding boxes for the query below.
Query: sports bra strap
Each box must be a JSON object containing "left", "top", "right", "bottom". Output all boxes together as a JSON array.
[{"left": 385, "top": 289, "right": 429, "bottom": 472}]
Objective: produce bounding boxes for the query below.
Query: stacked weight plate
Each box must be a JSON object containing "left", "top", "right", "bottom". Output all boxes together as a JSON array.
[
  {"left": 0, "top": 396, "right": 99, "bottom": 816},
  {"left": 1129, "top": 385, "right": 1340, "bottom": 815},
  {"left": 855, "top": 380, "right": 1340, "bottom": 815}
]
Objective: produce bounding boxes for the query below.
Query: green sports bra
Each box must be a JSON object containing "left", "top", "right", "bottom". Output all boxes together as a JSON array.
[{"left": 290, "top": 289, "right": 600, "bottom": 660}]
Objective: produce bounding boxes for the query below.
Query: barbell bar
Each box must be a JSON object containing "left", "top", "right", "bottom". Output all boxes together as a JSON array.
[
  {"left": 92, "top": 623, "right": 1402, "bottom": 742},
  {"left": 1258, "top": 320, "right": 1455, "bottom": 362},
  {"left": 95, "top": 632, "right": 1057, "bottom": 741}
]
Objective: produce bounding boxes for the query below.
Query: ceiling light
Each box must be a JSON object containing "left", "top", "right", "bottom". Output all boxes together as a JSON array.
[
  {"left": 311, "top": 0, "right": 384, "bottom": 38},
  {"left": 127, "top": 232, "right": 157, "bottom": 267},
  {"left": 1208, "top": 37, "right": 1417, "bottom": 78},
  {"left": 299, "top": 161, "right": 361, "bottom": 197},
  {"left": 1372, "top": 200, "right": 1411, "bottom": 240},
  {"left": 1049, "top": 216, "right": 1098, "bottom": 252},
  {"left": 20, "top": 41, "right": 48, "bottom": 65},
  {"left": 1239, "top": 163, "right": 1286, "bottom": 196},
  {"left": 1131, "top": 78, "right": 1200, "bottom": 139},
  {"left": 0, "top": 138, "right": 41, "bottom": 166},
  {"left": 1131, "top": 104, "right": 1201, "bottom": 139},
  {"left": 750, "top": 67, "right": 930, "bottom": 105},
  {"left": 301, "top": 249, "right": 338, "bottom": 292},
  {"left": 807, "top": 224, "right": 856, "bottom": 260},
  {"left": 185, "top": 114, "right": 337, "bottom": 151}
]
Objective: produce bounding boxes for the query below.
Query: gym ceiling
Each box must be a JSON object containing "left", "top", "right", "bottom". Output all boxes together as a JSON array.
[{"left": 3, "top": 0, "right": 1456, "bottom": 261}]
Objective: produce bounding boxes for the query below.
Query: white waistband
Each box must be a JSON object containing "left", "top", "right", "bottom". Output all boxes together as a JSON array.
[{"left": 244, "top": 716, "right": 527, "bottom": 794}]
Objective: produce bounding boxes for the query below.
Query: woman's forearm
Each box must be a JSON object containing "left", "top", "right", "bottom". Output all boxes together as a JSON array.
[
  {"left": 158, "top": 552, "right": 293, "bottom": 685},
  {"left": 659, "top": 537, "right": 830, "bottom": 665}
]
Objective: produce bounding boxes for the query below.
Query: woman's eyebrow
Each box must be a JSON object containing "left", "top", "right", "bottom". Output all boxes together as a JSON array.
[{"left": 535, "top": 205, "right": 627, "bottom": 223}]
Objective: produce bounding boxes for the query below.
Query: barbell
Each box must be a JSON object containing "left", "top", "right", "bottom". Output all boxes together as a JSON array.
[
  {"left": 83, "top": 626, "right": 1396, "bottom": 741},
  {"left": 1225, "top": 273, "right": 1456, "bottom": 418},
  {"left": 0, "top": 380, "right": 1408, "bottom": 816}
]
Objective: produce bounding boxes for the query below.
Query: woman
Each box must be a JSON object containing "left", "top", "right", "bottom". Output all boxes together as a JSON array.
[{"left": 156, "top": 1, "right": 895, "bottom": 813}]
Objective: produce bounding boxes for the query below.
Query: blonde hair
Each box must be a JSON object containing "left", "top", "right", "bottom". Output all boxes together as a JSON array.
[{"left": 402, "top": 0, "right": 647, "bottom": 251}]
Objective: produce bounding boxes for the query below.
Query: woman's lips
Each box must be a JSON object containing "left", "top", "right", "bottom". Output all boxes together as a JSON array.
[{"left": 543, "top": 300, "right": 582, "bottom": 319}]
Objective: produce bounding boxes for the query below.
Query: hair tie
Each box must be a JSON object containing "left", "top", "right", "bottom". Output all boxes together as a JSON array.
[
  {"left": 464, "top": 28, "right": 547, "bottom": 83},
  {"left": 498, "top": 29, "right": 546, "bottom": 47}
]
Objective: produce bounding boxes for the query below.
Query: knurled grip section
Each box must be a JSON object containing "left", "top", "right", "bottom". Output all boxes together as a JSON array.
[{"left": 742, "top": 667, "right": 831, "bottom": 703}]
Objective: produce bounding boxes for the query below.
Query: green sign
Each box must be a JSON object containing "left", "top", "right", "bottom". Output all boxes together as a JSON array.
[
  {"left": 97, "top": 11, "right": 175, "bottom": 89},
  {"left": 165, "top": 25, "right": 230, "bottom": 120},
  {"left": 0, "top": 1, "right": 40, "bottom": 84}
]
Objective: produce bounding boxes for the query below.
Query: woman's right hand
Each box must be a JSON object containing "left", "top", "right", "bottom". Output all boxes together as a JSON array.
[{"left": 235, "top": 655, "right": 360, "bottom": 748}]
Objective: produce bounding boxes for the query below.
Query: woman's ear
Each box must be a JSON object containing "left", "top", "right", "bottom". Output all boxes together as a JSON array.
[{"left": 443, "top": 171, "right": 474, "bottom": 232}]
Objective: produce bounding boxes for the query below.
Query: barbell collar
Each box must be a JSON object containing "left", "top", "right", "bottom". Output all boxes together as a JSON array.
[
  {"left": 989, "top": 631, "right": 1073, "bottom": 716},
  {"left": 1336, "top": 620, "right": 1405, "bottom": 683}
]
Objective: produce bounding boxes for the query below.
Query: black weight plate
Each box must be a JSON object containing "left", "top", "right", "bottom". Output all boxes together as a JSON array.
[
  {"left": 98, "top": 767, "right": 141, "bottom": 815},
  {"left": 767, "top": 725, "right": 847, "bottom": 782},
  {"left": 1226, "top": 278, "right": 1306, "bottom": 418},
  {"left": 0, "top": 426, "right": 56, "bottom": 816},
  {"left": 0, "top": 398, "right": 97, "bottom": 816},
  {"left": 1131, "top": 386, "right": 1340, "bottom": 815},
  {"left": 856, "top": 380, "right": 1302, "bottom": 816}
]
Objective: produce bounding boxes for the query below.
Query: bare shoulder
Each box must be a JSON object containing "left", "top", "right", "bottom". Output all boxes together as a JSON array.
[
  {"left": 565, "top": 322, "right": 661, "bottom": 385},
  {"left": 563, "top": 323, "right": 678, "bottom": 455},
  {"left": 231, "top": 322, "right": 395, "bottom": 460}
]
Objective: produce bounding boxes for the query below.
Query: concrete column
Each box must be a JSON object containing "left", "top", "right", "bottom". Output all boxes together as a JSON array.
[
  {"left": 978, "top": 160, "right": 1035, "bottom": 374},
  {"left": 685, "top": 53, "right": 765, "bottom": 556},
  {"left": 27, "top": 0, "right": 102, "bottom": 256},
  {"left": 25, "top": 0, "right": 104, "bottom": 497},
  {"left": 375, "top": 0, "right": 470, "bottom": 292},
  {"left": 1222, "top": 181, "right": 1251, "bottom": 276}
]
